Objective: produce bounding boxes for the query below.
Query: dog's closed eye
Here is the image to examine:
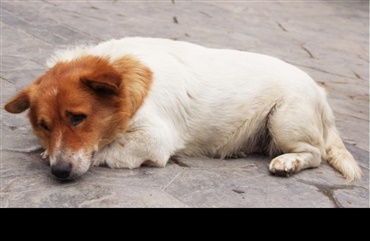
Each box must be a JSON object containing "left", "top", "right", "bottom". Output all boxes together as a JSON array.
[
  {"left": 40, "top": 120, "right": 50, "bottom": 131},
  {"left": 70, "top": 114, "right": 86, "bottom": 126}
]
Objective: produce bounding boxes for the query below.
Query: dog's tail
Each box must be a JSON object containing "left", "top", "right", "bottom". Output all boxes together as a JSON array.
[{"left": 322, "top": 99, "right": 362, "bottom": 182}]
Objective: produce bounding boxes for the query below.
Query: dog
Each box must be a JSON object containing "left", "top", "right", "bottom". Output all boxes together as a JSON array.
[{"left": 4, "top": 37, "right": 362, "bottom": 181}]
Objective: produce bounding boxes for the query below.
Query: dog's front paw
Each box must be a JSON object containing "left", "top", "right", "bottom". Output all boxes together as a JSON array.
[
  {"left": 269, "top": 154, "right": 301, "bottom": 177},
  {"left": 40, "top": 149, "right": 49, "bottom": 159}
]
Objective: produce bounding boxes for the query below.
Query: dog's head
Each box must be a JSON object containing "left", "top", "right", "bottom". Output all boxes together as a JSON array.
[{"left": 4, "top": 55, "right": 152, "bottom": 179}]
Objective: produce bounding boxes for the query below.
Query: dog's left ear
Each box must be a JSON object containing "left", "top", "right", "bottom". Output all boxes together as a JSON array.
[
  {"left": 81, "top": 72, "right": 122, "bottom": 96},
  {"left": 4, "top": 88, "right": 31, "bottom": 113}
]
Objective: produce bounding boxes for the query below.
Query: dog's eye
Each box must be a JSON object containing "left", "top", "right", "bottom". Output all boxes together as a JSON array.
[
  {"left": 40, "top": 121, "right": 49, "bottom": 131},
  {"left": 71, "top": 114, "right": 86, "bottom": 126}
]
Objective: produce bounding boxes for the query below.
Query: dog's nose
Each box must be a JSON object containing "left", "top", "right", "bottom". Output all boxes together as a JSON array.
[{"left": 51, "top": 162, "right": 72, "bottom": 179}]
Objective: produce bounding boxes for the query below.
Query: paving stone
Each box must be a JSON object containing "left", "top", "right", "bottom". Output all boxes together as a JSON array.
[
  {"left": 164, "top": 168, "right": 334, "bottom": 208},
  {"left": 333, "top": 187, "right": 369, "bottom": 208},
  {"left": 1, "top": 184, "right": 187, "bottom": 208}
]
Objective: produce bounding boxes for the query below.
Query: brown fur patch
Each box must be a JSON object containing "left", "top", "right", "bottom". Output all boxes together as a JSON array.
[
  {"left": 112, "top": 55, "right": 153, "bottom": 117},
  {"left": 294, "top": 158, "right": 301, "bottom": 171}
]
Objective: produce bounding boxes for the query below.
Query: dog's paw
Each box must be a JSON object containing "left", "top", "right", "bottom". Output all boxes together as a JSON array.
[
  {"left": 269, "top": 154, "right": 301, "bottom": 177},
  {"left": 40, "top": 149, "right": 49, "bottom": 159}
]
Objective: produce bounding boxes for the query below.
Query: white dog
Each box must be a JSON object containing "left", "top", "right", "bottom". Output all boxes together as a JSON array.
[{"left": 5, "top": 37, "right": 362, "bottom": 181}]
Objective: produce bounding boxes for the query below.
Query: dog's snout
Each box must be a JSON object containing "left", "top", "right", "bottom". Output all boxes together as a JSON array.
[{"left": 51, "top": 162, "right": 72, "bottom": 179}]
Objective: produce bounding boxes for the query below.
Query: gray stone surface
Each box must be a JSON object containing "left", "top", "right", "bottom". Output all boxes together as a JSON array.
[{"left": 0, "top": 0, "right": 368, "bottom": 207}]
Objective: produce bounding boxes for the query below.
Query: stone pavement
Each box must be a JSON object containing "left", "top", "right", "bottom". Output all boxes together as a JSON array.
[{"left": 0, "top": 0, "right": 368, "bottom": 207}]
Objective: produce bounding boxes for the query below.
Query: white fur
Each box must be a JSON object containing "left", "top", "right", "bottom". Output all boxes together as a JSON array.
[
  {"left": 48, "top": 37, "right": 362, "bottom": 181},
  {"left": 49, "top": 131, "right": 62, "bottom": 166}
]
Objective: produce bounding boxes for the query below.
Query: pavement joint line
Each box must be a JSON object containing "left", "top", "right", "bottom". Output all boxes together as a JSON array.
[
  {"left": 1, "top": 17, "right": 53, "bottom": 47},
  {"left": 161, "top": 169, "right": 184, "bottom": 191}
]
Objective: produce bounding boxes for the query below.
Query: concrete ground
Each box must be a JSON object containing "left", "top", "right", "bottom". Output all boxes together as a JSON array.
[{"left": 0, "top": 0, "right": 368, "bottom": 208}]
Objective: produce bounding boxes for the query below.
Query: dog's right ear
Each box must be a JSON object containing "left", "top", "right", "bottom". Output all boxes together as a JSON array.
[
  {"left": 4, "top": 89, "right": 30, "bottom": 113},
  {"left": 81, "top": 72, "right": 122, "bottom": 96}
]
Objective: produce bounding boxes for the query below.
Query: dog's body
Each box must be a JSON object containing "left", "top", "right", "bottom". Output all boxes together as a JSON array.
[{"left": 5, "top": 37, "right": 362, "bottom": 181}]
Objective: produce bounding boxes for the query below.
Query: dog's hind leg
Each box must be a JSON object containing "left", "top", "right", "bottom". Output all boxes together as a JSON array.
[{"left": 266, "top": 96, "right": 326, "bottom": 177}]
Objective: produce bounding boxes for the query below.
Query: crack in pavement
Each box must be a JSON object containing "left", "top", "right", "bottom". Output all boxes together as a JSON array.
[
  {"left": 301, "top": 45, "right": 315, "bottom": 59},
  {"left": 1, "top": 147, "right": 44, "bottom": 155},
  {"left": 277, "top": 22, "right": 288, "bottom": 32},
  {"left": 352, "top": 71, "right": 363, "bottom": 80},
  {"left": 297, "top": 179, "right": 359, "bottom": 208},
  {"left": 0, "top": 77, "right": 12, "bottom": 84},
  {"left": 285, "top": 61, "right": 359, "bottom": 80}
]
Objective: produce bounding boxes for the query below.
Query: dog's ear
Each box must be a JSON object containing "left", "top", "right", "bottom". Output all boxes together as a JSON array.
[
  {"left": 4, "top": 89, "right": 31, "bottom": 113},
  {"left": 81, "top": 72, "right": 122, "bottom": 96}
]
